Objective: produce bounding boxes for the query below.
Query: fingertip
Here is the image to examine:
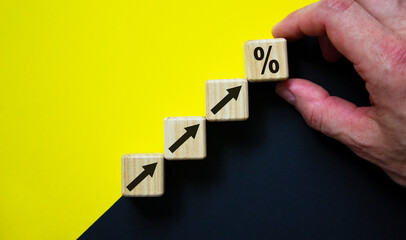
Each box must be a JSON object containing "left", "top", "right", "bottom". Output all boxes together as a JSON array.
[
  {"left": 276, "top": 79, "right": 327, "bottom": 106},
  {"left": 277, "top": 79, "right": 332, "bottom": 111},
  {"left": 272, "top": 18, "right": 304, "bottom": 41},
  {"left": 321, "top": 49, "right": 343, "bottom": 62},
  {"left": 318, "top": 35, "right": 342, "bottom": 62},
  {"left": 272, "top": 3, "right": 320, "bottom": 41},
  {"left": 280, "top": 79, "right": 329, "bottom": 98},
  {"left": 275, "top": 81, "right": 296, "bottom": 105},
  {"left": 272, "top": 9, "right": 302, "bottom": 40},
  {"left": 272, "top": 21, "right": 283, "bottom": 38},
  {"left": 275, "top": 79, "right": 289, "bottom": 89}
]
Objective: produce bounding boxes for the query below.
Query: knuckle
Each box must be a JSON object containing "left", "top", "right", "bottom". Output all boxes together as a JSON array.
[{"left": 322, "top": 0, "right": 355, "bottom": 14}]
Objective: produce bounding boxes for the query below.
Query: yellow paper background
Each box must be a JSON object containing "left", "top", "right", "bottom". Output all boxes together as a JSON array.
[{"left": 0, "top": 0, "right": 316, "bottom": 239}]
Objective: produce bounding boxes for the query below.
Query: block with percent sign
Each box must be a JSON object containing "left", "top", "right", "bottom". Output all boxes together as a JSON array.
[
  {"left": 244, "top": 38, "right": 288, "bottom": 82},
  {"left": 164, "top": 117, "right": 206, "bottom": 160},
  {"left": 121, "top": 153, "right": 164, "bottom": 197},
  {"left": 205, "top": 79, "right": 248, "bottom": 121}
]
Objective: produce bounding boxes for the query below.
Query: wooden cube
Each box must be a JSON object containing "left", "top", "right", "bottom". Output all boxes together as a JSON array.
[
  {"left": 164, "top": 117, "right": 206, "bottom": 160},
  {"left": 121, "top": 153, "right": 164, "bottom": 197},
  {"left": 244, "top": 38, "right": 289, "bottom": 82},
  {"left": 205, "top": 79, "right": 249, "bottom": 121}
]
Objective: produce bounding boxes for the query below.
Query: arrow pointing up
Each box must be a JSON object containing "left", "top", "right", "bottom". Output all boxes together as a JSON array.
[
  {"left": 168, "top": 124, "right": 200, "bottom": 153},
  {"left": 211, "top": 85, "right": 242, "bottom": 114},
  {"left": 126, "top": 162, "right": 158, "bottom": 191}
]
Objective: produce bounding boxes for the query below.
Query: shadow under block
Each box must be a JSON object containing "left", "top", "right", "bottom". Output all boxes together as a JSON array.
[
  {"left": 205, "top": 79, "right": 249, "bottom": 121},
  {"left": 121, "top": 153, "right": 164, "bottom": 197},
  {"left": 164, "top": 117, "right": 206, "bottom": 160},
  {"left": 244, "top": 38, "right": 289, "bottom": 82}
]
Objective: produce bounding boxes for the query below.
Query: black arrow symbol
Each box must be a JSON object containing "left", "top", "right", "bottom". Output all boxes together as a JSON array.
[
  {"left": 168, "top": 124, "right": 200, "bottom": 153},
  {"left": 211, "top": 85, "right": 242, "bottom": 114},
  {"left": 126, "top": 162, "right": 158, "bottom": 191}
]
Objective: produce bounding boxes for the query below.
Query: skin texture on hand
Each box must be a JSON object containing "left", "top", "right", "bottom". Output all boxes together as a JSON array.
[{"left": 273, "top": 0, "right": 406, "bottom": 187}]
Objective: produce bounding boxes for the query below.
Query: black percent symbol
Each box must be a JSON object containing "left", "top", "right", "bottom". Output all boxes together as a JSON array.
[{"left": 254, "top": 46, "right": 280, "bottom": 75}]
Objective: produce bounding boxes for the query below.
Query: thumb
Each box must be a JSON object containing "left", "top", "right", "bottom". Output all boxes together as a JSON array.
[{"left": 275, "top": 79, "right": 376, "bottom": 146}]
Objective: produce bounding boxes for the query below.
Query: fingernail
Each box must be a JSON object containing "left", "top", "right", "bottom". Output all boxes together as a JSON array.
[{"left": 275, "top": 86, "right": 295, "bottom": 105}]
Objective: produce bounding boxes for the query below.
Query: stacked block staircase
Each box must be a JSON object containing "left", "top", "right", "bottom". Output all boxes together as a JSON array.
[{"left": 122, "top": 38, "right": 288, "bottom": 197}]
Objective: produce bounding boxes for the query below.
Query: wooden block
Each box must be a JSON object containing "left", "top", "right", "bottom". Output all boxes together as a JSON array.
[
  {"left": 121, "top": 153, "right": 164, "bottom": 197},
  {"left": 205, "top": 79, "right": 249, "bottom": 121},
  {"left": 244, "top": 38, "right": 289, "bottom": 82},
  {"left": 164, "top": 117, "right": 206, "bottom": 160}
]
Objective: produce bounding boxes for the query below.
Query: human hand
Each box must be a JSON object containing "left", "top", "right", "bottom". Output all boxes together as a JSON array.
[{"left": 273, "top": 0, "right": 406, "bottom": 187}]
